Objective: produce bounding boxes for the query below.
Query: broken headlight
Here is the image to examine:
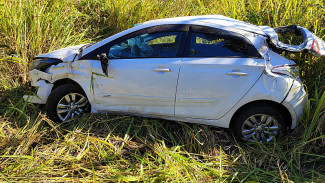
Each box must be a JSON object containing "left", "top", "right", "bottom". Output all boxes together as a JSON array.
[{"left": 29, "top": 58, "right": 62, "bottom": 72}]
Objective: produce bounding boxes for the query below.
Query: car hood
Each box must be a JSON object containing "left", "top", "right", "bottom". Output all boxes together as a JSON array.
[
  {"left": 34, "top": 44, "right": 88, "bottom": 62},
  {"left": 261, "top": 25, "right": 325, "bottom": 56}
]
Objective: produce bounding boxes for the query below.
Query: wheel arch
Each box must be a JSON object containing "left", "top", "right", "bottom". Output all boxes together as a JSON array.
[
  {"left": 45, "top": 80, "right": 91, "bottom": 122},
  {"left": 52, "top": 78, "right": 86, "bottom": 95},
  {"left": 229, "top": 100, "right": 292, "bottom": 130}
]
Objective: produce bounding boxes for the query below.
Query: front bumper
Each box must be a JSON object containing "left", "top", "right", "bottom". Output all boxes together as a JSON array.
[
  {"left": 23, "top": 80, "right": 53, "bottom": 104},
  {"left": 23, "top": 69, "right": 54, "bottom": 104}
]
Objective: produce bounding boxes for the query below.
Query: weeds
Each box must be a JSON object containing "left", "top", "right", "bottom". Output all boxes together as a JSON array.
[{"left": 0, "top": 0, "right": 324, "bottom": 182}]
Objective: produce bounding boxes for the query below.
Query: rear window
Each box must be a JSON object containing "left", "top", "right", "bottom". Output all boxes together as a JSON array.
[{"left": 188, "top": 32, "right": 252, "bottom": 57}]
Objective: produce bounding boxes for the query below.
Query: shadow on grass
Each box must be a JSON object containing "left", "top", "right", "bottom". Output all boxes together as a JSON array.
[
  {"left": 0, "top": 84, "right": 237, "bottom": 155},
  {"left": 59, "top": 113, "right": 238, "bottom": 155},
  {"left": 39, "top": 113, "right": 325, "bottom": 181}
]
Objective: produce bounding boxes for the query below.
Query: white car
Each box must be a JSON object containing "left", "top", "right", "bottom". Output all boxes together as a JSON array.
[{"left": 24, "top": 15, "right": 325, "bottom": 142}]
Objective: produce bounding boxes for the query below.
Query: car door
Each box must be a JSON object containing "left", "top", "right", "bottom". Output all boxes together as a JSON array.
[
  {"left": 90, "top": 26, "right": 187, "bottom": 116},
  {"left": 175, "top": 25, "right": 265, "bottom": 119}
]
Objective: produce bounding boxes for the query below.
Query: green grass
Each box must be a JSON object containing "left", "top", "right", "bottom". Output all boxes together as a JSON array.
[{"left": 0, "top": 0, "right": 325, "bottom": 182}]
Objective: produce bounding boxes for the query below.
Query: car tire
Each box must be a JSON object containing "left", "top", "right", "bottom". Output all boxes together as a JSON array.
[
  {"left": 232, "top": 105, "right": 287, "bottom": 142},
  {"left": 45, "top": 84, "right": 90, "bottom": 122}
]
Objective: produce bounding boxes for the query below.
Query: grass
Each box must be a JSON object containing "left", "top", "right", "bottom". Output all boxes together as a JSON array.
[{"left": 0, "top": 0, "right": 325, "bottom": 182}]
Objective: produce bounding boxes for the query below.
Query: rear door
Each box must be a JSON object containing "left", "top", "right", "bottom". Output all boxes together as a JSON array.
[{"left": 175, "top": 25, "right": 265, "bottom": 119}]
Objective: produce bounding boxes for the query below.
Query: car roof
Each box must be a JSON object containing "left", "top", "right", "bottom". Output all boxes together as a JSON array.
[
  {"left": 140, "top": 15, "right": 266, "bottom": 35},
  {"left": 81, "top": 15, "right": 267, "bottom": 58}
]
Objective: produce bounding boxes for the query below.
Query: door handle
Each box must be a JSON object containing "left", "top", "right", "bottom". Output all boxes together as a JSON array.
[
  {"left": 152, "top": 68, "right": 171, "bottom": 72},
  {"left": 226, "top": 71, "right": 248, "bottom": 76}
]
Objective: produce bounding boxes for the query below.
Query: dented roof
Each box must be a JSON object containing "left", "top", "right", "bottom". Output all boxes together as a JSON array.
[{"left": 141, "top": 15, "right": 267, "bottom": 35}]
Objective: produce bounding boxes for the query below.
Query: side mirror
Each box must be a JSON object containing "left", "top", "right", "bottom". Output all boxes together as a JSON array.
[{"left": 97, "top": 53, "right": 109, "bottom": 75}]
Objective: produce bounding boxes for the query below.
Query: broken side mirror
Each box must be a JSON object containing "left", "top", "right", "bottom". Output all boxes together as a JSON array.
[{"left": 97, "top": 53, "right": 109, "bottom": 75}]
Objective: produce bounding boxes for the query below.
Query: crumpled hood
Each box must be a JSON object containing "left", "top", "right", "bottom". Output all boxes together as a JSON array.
[{"left": 34, "top": 44, "right": 88, "bottom": 62}]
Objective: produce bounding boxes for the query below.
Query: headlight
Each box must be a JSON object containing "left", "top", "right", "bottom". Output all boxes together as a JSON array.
[{"left": 29, "top": 58, "right": 62, "bottom": 71}]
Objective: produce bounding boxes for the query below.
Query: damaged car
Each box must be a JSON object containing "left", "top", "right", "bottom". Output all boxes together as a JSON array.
[{"left": 24, "top": 15, "right": 325, "bottom": 142}]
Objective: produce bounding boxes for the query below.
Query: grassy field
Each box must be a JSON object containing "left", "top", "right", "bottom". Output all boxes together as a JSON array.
[{"left": 0, "top": 0, "right": 324, "bottom": 182}]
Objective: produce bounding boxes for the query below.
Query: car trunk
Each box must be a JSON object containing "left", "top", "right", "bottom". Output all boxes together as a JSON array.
[{"left": 260, "top": 25, "right": 325, "bottom": 56}]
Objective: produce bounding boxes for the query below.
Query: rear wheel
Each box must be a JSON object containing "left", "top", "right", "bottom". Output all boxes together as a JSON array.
[
  {"left": 232, "top": 106, "right": 287, "bottom": 142},
  {"left": 45, "top": 84, "right": 90, "bottom": 122}
]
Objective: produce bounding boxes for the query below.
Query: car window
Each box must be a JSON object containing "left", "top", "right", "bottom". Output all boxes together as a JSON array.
[
  {"left": 108, "top": 32, "right": 183, "bottom": 59},
  {"left": 188, "top": 32, "right": 250, "bottom": 57}
]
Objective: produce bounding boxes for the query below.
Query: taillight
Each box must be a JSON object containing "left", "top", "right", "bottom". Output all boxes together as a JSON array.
[{"left": 271, "top": 64, "right": 299, "bottom": 78}]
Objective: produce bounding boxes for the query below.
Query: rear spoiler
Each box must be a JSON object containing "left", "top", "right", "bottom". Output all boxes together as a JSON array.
[{"left": 260, "top": 25, "right": 325, "bottom": 56}]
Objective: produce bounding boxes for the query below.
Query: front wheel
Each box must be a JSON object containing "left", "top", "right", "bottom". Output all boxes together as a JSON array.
[
  {"left": 232, "top": 106, "right": 287, "bottom": 142},
  {"left": 45, "top": 84, "right": 90, "bottom": 122}
]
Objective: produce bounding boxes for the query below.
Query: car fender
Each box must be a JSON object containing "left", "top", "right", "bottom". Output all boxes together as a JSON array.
[
  {"left": 25, "top": 60, "right": 95, "bottom": 105},
  {"left": 219, "top": 70, "right": 294, "bottom": 128}
]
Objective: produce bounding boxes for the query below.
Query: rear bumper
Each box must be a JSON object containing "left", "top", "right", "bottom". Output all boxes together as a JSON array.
[
  {"left": 23, "top": 80, "right": 53, "bottom": 104},
  {"left": 281, "top": 79, "right": 307, "bottom": 129}
]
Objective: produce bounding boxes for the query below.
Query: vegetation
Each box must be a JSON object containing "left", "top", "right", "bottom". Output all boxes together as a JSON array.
[{"left": 0, "top": 0, "right": 324, "bottom": 182}]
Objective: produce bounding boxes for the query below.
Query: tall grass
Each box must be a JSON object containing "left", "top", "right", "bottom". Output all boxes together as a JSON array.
[
  {"left": 0, "top": 0, "right": 91, "bottom": 83},
  {"left": 0, "top": 0, "right": 324, "bottom": 182}
]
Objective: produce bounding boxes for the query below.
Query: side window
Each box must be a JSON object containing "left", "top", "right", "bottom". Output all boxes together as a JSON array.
[
  {"left": 189, "top": 32, "right": 251, "bottom": 57},
  {"left": 109, "top": 32, "right": 183, "bottom": 59}
]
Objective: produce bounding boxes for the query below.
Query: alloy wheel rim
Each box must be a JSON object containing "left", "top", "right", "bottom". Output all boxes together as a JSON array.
[
  {"left": 241, "top": 114, "right": 279, "bottom": 142},
  {"left": 56, "top": 93, "right": 89, "bottom": 121}
]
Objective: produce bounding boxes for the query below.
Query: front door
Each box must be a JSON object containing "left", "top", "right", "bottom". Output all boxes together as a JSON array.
[{"left": 92, "top": 31, "right": 185, "bottom": 116}]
